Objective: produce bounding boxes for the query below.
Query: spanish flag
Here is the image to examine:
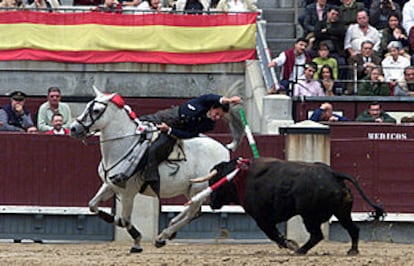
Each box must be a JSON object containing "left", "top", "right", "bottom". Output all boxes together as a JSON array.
[{"left": 0, "top": 11, "right": 257, "bottom": 64}]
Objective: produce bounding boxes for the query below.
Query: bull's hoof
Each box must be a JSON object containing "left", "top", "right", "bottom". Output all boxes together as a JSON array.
[
  {"left": 286, "top": 239, "right": 299, "bottom": 251},
  {"left": 130, "top": 246, "right": 143, "bottom": 253},
  {"left": 294, "top": 247, "right": 308, "bottom": 255},
  {"left": 347, "top": 248, "right": 359, "bottom": 256},
  {"left": 155, "top": 240, "right": 166, "bottom": 248},
  {"left": 168, "top": 232, "right": 177, "bottom": 240}
]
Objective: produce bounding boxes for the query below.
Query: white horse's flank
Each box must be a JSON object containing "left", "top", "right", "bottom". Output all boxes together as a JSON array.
[{"left": 70, "top": 87, "right": 230, "bottom": 252}]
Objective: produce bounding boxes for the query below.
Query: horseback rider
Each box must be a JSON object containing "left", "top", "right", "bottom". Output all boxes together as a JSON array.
[{"left": 136, "top": 94, "right": 241, "bottom": 194}]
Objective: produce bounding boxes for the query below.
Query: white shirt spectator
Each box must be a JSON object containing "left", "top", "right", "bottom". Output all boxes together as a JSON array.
[
  {"left": 294, "top": 75, "right": 325, "bottom": 96},
  {"left": 381, "top": 55, "right": 411, "bottom": 82},
  {"left": 273, "top": 52, "right": 308, "bottom": 81},
  {"left": 344, "top": 23, "right": 381, "bottom": 53},
  {"left": 402, "top": 0, "right": 414, "bottom": 34}
]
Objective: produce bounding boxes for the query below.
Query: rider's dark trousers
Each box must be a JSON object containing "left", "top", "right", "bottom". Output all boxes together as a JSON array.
[{"left": 145, "top": 133, "right": 176, "bottom": 182}]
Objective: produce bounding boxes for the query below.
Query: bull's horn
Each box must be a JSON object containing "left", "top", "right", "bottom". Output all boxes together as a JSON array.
[
  {"left": 93, "top": 85, "right": 104, "bottom": 97},
  {"left": 190, "top": 169, "right": 218, "bottom": 183}
]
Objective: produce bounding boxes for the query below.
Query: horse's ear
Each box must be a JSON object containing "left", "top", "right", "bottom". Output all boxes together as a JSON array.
[{"left": 93, "top": 85, "right": 104, "bottom": 97}]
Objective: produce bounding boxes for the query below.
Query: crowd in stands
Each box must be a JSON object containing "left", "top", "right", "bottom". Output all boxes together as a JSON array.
[
  {"left": 0, "top": 0, "right": 258, "bottom": 13},
  {"left": 270, "top": 0, "right": 414, "bottom": 97}
]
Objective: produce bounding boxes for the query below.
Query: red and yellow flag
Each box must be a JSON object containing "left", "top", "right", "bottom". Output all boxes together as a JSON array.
[{"left": 0, "top": 11, "right": 257, "bottom": 64}]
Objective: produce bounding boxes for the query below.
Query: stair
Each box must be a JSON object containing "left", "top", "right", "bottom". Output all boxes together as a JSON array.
[{"left": 257, "top": 0, "right": 303, "bottom": 58}]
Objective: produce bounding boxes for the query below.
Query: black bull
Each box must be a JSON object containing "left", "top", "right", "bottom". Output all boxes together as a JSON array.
[{"left": 208, "top": 157, "right": 384, "bottom": 255}]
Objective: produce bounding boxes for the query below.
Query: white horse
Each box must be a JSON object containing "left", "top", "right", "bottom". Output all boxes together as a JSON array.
[{"left": 70, "top": 86, "right": 243, "bottom": 252}]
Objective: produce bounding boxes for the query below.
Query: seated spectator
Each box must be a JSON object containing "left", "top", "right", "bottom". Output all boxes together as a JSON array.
[
  {"left": 300, "top": 0, "right": 333, "bottom": 40},
  {"left": 402, "top": 0, "right": 414, "bottom": 53},
  {"left": 123, "top": 0, "right": 141, "bottom": 6},
  {"left": 215, "top": 0, "right": 257, "bottom": 12},
  {"left": 74, "top": 0, "right": 102, "bottom": 5},
  {"left": 380, "top": 13, "right": 410, "bottom": 58},
  {"left": 175, "top": 0, "right": 208, "bottom": 13},
  {"left": 358, "top": 66, "right": 391, "bottom": 96},
  {"left": 347, "top": 40, "right": 382, "bottom": 94},
  {"left": 268, "top": 38, "right": 312, "bottom": 94},
  {"left": 344, "top": 10, "right": 381, "bottom": 58},
  {"left": 355, "top": 101, "right": 396, "bottom": 123},
  {"left": 45, "top": 113, "right": 70, "bottom": 135},
  {"left": 400, "top": 115, "right": 414, "bottom": 123},
  {"left": 339, "top": 0, "right": 365, "bottom": 28},
  {"left": 0, "top": 0, "right": 24, "bottom": 10},
  {"left": 136, "top": 0, "right": 161, "bottom": 11},
  {"left": 310, "top": 102, "right": 350, "bottom": 122},
  {"left": 27, "top": 0, "right": 60, "bottom": 10},
  {"left": 314, "top": 6, "right": 346, "bottom": 58},
  {"left": 318, "top": 64, "right": 344, "bottom": 95},
  {"left": 394, "top": 65, "right": 414, "bottom": 96},
  {"left": 293, "top": 62, "right": 325, "bottom": 96},
  {"left": 369, "top": 0, "right": 401, "bottom": 31},
  {"left": 381, "top": 41, "right": 410, "bottom": 84},
  {"left": 92, "top": 0, "right": 122, "bottom": 12},
  {"left": 37, "top": 86, "right": 72, "bottom": 133},
  {"left": 0, "top": 91, "right": 37, "bottom": 132},
  {"left": 312, "top": 43, "right": 338, "bottom": 79}
]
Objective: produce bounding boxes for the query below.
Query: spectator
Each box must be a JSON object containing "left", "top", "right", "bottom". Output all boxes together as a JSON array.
[
  {"left": 394, "top": 65, "right": 414, "bottom": 96},
  {"left": 300, "top": 0, "right": 333, "bottom": 40},
  {"left": 380, "top": 13, "right": 410, "bottom": 58},
  {"left": 355, "top": 101, "right": 396, "bottom": 123},
  {"left": 0, "top": 91, "right": 37, "bottom": 132},
  {"left": 27, "top": 0, "right": 61, "bottom": 10},
  {"left": 402, "top": 0, "right": 414, "bottom": 53},
  {"left": 312, "top": 42, "right": 339, "bottom": 79},
  {"left": 136, "top": 0, "right": 161, "bottom": 11},
  {"left": 401, "top": 115, "right": 414, "bottom": 123},
  {"left": 175, "top": 0, "right": 208, "bottom": 13},
  {"left": 74, "top": 0, "right": 102, "bottom": 5},
  {"left": 215, "top": 0, "right": 258, "bottom": 12},
  {"left": 339, "top": 0, "right": 365, "bottom": 28},
  {"left": 92, "top": 0, "right": 122, "bottom": 12},
  {"left": 347, "top": 40, "right": 382, "bottom": 94},
  {"left": 123, "top": 0, "right": 141, "bottom": 6},
  {"left": 357, "top": 66, "right": 392, "bottom": 95},
  {"left": 45, "top": 113, "right": 70, "bottom": 135},
  {"left": 310, "top": 102, "right": 350, "bottom": 121},
  {"left": 369, "top": 0, "right": 401, "bottom": 30},
  {"left": 268, "top": 37, "right": 312, "bottom": 93},
  {"left": 293, "top": 62, "right": 325, "bottom": 96},
  {"left": 318, "top": 64, "right": 345, "bottom": 95},
  {"left": 37, "top": 87, "right": 72, "bottom": 133},
  {"left": 344, "top": 10, "right": 381, "bottom": 58},
  {"left": 314, "top": 6, "right": 346, "bottom": 58},
  {"left": 0, "top": 0, "right": 24, "bottom": 10},
  {"left": 381, "top": 41, "right": 410, "bottom": 84}
]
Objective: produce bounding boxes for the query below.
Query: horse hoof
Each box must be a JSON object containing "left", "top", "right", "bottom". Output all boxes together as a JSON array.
[
  {"left": 347, "top": 249, "right": 359, "bottom": 256},
  {"left": 168, "top": 232, "right": 177, "bottom": 240},
  {"left": 286, "top": 239, "right": 299, "bottom": 251},
  {"left": 130, "top": 246, "right": 143, "bottom": 253},
  {"left": 155, "top": 240, "right": 166, "bottom": 248}
]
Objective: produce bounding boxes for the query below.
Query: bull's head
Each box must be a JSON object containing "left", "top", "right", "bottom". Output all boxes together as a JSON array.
[{"left": 208, "top": 159, "right": 240, "bottom": 210}]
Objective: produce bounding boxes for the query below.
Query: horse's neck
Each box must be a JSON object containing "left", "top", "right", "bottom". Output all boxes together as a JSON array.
[{"left": 100, "top": 114, "right": 138, "bottom": 167}]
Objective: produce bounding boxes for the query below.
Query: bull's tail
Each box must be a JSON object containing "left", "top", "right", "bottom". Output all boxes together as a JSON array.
[{"left": 336, "top": 172, "right": 385, "bottom": 221}]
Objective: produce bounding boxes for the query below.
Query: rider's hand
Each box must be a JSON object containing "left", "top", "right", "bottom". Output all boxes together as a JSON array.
[{"left": 156, "top": 122, "right": 170, "bottom": 133}]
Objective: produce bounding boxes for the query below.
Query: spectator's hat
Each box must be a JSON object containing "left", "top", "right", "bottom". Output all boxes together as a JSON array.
[
  {"left": 387, "top": 41, "right": 402, "bottom": 50},
  {"left": 10, "top": 91, "right": 27, "bottom": 101}
]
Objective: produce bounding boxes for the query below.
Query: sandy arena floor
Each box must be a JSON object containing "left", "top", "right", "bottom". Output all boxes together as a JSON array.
[{"left": 0, "top": 240, "right": 413, "bottom": 266}]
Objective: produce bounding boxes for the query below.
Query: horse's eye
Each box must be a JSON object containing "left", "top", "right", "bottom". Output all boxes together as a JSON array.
[{"left": 92, "top": 109, "right": 101, "bottom": 115}]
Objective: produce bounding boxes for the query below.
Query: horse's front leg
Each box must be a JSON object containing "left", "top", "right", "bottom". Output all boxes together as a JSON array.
[
  {"left": 116, "top": 195, "right": 143, "bottom": 253},
  {"left": 89, "top": 183, "right": 114, "bottom": 214}
]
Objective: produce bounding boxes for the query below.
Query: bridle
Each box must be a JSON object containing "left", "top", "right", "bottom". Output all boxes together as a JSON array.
[{"left": 75, "top": 99, "right": 109, "bottom": 139}]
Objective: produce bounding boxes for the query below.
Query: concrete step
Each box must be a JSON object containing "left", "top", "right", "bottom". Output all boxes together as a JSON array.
[
  {"left": 256, "top": 0, "right": 295, "bottom": 8},
  {"left": 265, "top": 22, "right": 296, "bottom": 39},
  {"left": 261, "top": 8, "right": 295, "bottom": 23},
  {"left": 266, "top": 38, "right": 296, "bottom": 58}
]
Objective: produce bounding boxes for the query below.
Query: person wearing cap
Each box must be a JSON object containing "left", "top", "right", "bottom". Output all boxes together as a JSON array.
[
  {"left": 381, "top": 41, "right": 411, "bottom": 84},
  {"left": 0, "top": 91, "right": 37, "bottom": 132},
  {"left": 37, "top": 86, "right": 72, "bottom": 132}
]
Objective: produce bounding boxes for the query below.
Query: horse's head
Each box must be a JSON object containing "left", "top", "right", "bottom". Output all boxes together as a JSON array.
[{"left": 70, "top": 86, "right": 121, "bottom": 139}]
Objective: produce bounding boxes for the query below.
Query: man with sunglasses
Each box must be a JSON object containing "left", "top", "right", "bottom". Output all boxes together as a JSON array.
[
  {"left": 0, "top": 91, "right": 37, "bottom": 132},
  {"left": 37, "top": 87, "right": 72, "bottom": 132}
]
